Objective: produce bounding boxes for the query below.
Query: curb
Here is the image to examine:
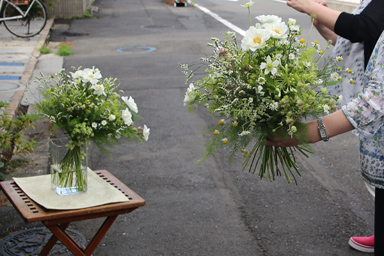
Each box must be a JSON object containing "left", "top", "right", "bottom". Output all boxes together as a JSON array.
[{"left": 6, "top": 18, "right": 55, "bottom": 119}]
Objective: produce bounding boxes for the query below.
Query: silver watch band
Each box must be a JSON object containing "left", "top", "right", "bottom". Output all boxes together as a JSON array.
[{"left": 317, "top": 118, "right": 329, "bottom": 142}]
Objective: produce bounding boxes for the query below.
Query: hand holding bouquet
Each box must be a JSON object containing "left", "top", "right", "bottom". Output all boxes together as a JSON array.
[{"left": 180, "top": 2, "right": 351, "bottom": 184}]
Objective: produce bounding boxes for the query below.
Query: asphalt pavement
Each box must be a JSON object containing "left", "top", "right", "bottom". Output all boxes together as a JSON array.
[{"left": 0, "top": 0, "right": 375, "bottom": 255}]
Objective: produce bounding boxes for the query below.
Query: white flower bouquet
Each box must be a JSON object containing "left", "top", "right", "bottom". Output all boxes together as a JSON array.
[
  {"left": 34, "top": 67, "right": 150, "bottom": 192},
  {"left": 180, "top": 3, "right": 351, "bottom": 184}
]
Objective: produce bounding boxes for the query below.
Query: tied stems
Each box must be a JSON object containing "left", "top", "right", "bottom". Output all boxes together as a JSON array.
[{"left": 242, "top": 138, "right": 311, "bottom": 184}]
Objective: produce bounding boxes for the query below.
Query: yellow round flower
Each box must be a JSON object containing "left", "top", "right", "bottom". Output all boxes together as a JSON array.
[
  {"left": 319, "top": 50, "right": 324, "bottom": 55},
  {"left": 233, "top": 116, "right": 237, "bottom": 120},
  {"left": 350, "top": 79, "right": 355, "bottom": 84},
  {"left": 214, "top": 130, "right": 219, "bottom": 135},
  {"left": 222, "top": 138, "right": 228, "bottom": 144},
  {"left": 232, "top": 121, "right": 238, "bottom": 127},
  {"left": 218, "top": 119, "right": 224, "bottom": 125},
  {"left": 300, "top": 38, "right": 305, "bottom": 44}
]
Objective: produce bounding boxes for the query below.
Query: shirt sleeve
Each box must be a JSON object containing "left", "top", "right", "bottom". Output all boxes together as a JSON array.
[
  {"left": 334, "top": 0, "right": 384, "bottom": 43},
  {"left": 342, "top": 32, "right": 384, "bottom": 133}
]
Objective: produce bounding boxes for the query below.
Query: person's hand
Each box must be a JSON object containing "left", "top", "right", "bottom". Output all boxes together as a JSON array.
[
  {"left": 266, "top": 134, "right": 299, "bottom": 148},
  {"left": 314, "top": 0, "right": 327, "bottom": 7},
  {"left": 286, "top": 0, "right": 313, "bottom": 13}
]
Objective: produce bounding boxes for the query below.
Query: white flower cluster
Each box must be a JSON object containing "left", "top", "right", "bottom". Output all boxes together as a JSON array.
[{"left": 241, "top": 15, "right": 293, "bottom": 51}]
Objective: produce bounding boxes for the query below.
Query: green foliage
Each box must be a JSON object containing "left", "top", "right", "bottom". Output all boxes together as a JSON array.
[
  {"left": 39, "top": 45, "right": 53, "bottom": 54},
  {"left": 180, "top": 8, "right": 351, "bottom": 184},
  {"left": 32, "top": 67, "right": 149, "bottom": 156},
  {"left": 0, "top": 101, "right": 39, "bottom": 180},
  {"left": 56, "top": 44, "right": 74, "bottom": 56}
]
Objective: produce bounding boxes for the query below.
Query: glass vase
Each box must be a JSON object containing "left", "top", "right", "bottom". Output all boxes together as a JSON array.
[{"left": 49, "top": 138, "right": 88, "bottom": 195}]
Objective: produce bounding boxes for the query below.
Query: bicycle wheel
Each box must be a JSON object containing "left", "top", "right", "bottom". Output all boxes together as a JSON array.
[{"left": 2, "top": 0, "right": 47, "bottom": 38}]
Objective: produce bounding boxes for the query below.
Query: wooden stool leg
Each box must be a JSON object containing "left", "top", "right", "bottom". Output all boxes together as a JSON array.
[
  {"left": 39, "top": 223, "right": 70, "bottom": 256},
  {"left": 84, "top": 215, "right": 118, "bottom": 255},
  {"left": 45, "top": 224, "right": 86, "bottom": 256}
]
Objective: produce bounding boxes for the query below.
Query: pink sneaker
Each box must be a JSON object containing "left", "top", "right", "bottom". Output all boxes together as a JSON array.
[{"left": 349, "top": 235, "right": 374, "bottom": 253}]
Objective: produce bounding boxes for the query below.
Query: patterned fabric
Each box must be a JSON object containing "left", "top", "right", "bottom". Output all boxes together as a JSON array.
[
  {"left": 328, "top": 0, "right": 371, "bottom": 107},
  {"left": 342, "top": 31, "right": 384, "bottom": 188}
]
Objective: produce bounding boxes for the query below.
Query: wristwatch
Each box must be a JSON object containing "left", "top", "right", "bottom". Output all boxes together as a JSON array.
[{"left": 317, "top": 118, "right": 329, "bottom": 142}]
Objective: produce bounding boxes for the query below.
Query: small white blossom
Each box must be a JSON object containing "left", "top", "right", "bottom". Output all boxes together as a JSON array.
[
  {"left": 101, "top": 120, "right": 107, "bottom": 126},
  {"left": 256, "top": 15, "right": 281, "bottom": 24},
  {"left": 239, "top": 131, "right": 251, "bottom": 136},
  {"left": 91, "top": 84, "right": 105, "bottom": 96},
  {"left": 260, "top": 56, "right": 279, "bottom": 75},
  {"left": 92, "top": 122, "right": 97, "bottom": 128},
  {"left": 289, "top": 53, "right": 295, "bottom": 60},
  {"left": 143, "top": 125, "right": 150, "bottom": 141},
  {"left": 122, "top": 108, "right": 133, "bottom": 126},
  {"left": 184, "top": 83, "right": 198, "bottom": 106},
  {"left": 323, "top": 104, "right": 331, "bottom": 114},
  {"left": 109, "top": 114, "right": 116, "bottom": 121},
  {"left": 122, "top": 96, "right": 138, "bottom": 113},
  {"left": 241, "top": 0, "right": 254, "bottom": 8}
]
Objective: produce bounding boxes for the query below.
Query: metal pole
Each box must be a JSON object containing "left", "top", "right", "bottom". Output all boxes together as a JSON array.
[{"left": 375, "top": 188, "right": 384, "bottom": 255}]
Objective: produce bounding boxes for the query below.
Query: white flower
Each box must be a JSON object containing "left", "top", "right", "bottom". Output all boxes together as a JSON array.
[
  {"left": 184, "top": 83, "right": 198, "bottom": 106},
  {"left": 336, "top": 56, "right": 343, "bottom": 62},
  {"left": 275, "top": 53, "right": 282, "bottom": 59},
  {"left": 122, "top": 96, "right": 138, "bottom": 113},
  {"left": 330, "top": 72, "right": 340, "bottom": 81},
  {"left": 263, "top": 22, "right": 288, "bottom": 39},
  {"left": 101, "top": 120, "right": 107, "bottom": 126},
  {"left": 241, "top": 0, "right": 254, "bottom": 8},
  {"left": 304, "top": 61, "right": 311, "bottom": 68},
  {"left": 241, "top": 26, "right": 271, "bottom": 51},
  {"left": 81, "top": 67, "right": 102, "bottom": 84},
  {"left": 239, "top": 131, "right": 251, "bottom": 136},
  {"left": 289, "top": 53, "right": 295, "bottom": 60},
  {"left": 92, "top": 122, "right": 97, "bottom": 128},
  {"left": 122, "top": 108, "right": 133, "bottom": 126},
  {"left": 281, "top": 39, "right": 289, "bottom": 45},
  {"left": 288, "top": 18, "right": 296, "bottom": 26},
  {"left": 260, "top": 56, "right": 279, "bottom": 75},
  {"left": 71, "top": 70, "right": 84, "bottom": 79},
  {"left": 256, "top": 15, "right": 281, "bottom": 24},
  {"left": 323, "top": 104, "right": 331, "bottom": 114},
  {"left": 109, "top": 114, "right": 116, "bottom": 121},
  {"left": 257, "top": 77, "right": 266, "bottom": 85},
  {"left": 338, "top": 95, "right": 343, "bottom": 102},
  {"left": 91, "top": 84, "right": 105, "bottom": 96},
  {"left": 269, "top": 102, "right": 279, "bottom": 111},
  {"left": 143, "top": 125, "right": 150, "bottom": 141},
  {"left": 289, "top": 25, "right": 300, "bottom": 34}
]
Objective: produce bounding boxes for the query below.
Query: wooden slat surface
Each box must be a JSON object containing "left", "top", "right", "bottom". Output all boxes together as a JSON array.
[{"left": 0, "top": 170, "right": 145, "bottom": 223}]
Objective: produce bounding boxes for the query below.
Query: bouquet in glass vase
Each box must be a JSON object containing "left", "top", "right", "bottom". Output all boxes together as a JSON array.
[
  {"left": 180, "top": 2, "right": 352, "bottom": 184},
  {"left": 33, "top": 67, "right": 150, "bottom": 195}
]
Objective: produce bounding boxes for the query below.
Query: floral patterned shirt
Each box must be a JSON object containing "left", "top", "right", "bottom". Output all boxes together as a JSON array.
[{"left": 342, "top": 31, "right": 384, "bottom": 188}]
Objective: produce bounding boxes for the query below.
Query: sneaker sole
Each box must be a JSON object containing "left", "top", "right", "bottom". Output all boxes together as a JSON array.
[{"left": 348, "top": 238, "right": 374, "bottom": 253}]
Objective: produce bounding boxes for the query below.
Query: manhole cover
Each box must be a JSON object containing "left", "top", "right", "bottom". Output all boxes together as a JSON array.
[
  {"left": 0, "top": 82, "right": 21, "bottom": 90},
  {"left": 141, "top": 25, "right": 174, "bottom": 29},
  {"left": 116, "top": 46, "right": 156, "bottom": 53},
  {"left": 0, "top": 227, "right": 86, "bottom": 256}
]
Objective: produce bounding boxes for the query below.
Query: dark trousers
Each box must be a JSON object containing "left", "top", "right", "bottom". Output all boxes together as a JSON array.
[{"left": 375, "top": 188, "right": 384, "bottom": 255}]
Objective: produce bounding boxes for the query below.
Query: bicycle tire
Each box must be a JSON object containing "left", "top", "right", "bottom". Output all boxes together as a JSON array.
[{"left": 2, "top": 0, "right": 47, "bottom": 38}]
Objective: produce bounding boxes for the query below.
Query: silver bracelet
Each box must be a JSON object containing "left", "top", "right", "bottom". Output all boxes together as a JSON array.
[{"left": 317, "top": 118, "right": 329, "bottom": 142}]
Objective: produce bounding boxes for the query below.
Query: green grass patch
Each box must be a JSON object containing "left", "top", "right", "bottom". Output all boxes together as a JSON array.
[{"left": 56, "top": 44, "right": 74, "bottom": 56}]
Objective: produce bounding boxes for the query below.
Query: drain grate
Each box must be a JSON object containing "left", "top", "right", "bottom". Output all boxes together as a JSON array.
[
  {"left": 116, "top": 46, "right": 156, "bottom": 53},
  {"left": 0, "top": 227, "right": 86, "bottom": 256}
]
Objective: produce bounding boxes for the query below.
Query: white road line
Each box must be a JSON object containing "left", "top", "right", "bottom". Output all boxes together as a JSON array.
[
  {"left": 194, "top": 0, "right": 285, "bottom": 36},
  {"left": 194, "top": 3, "right": 246, "bottom": 36}
]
